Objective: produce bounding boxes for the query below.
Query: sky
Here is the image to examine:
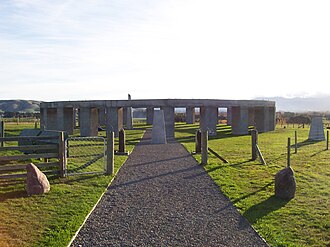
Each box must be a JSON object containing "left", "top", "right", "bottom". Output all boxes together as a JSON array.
[{"left": 1, "top": 0, "right": 330, "bottom": 102}]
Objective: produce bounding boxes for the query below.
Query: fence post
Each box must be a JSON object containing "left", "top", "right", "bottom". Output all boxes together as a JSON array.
[
  {"left": 294, "top": 131, "right": 298, "bottom": 154},
  {"left": 201, "top": 130, "right": 208, "bottom": 164},
  {"left": 326, "top": 130, "right": 329, "bottom": 150},
  {"left": 287, "top": 137, "right": 291, "bottom": 167},
  {"left": 251, "top": 129, "right": 258, "bottom": 160},
  {"left": 0, "top": 121, "right": 4, "bottom": 147},
  {"left": 118, "top": 129, "right": 126, "bottom": 153},
  {"left": 195, "top": 129, "right": 201, "bottom": 154},
  {"left": 58, "top": 131, "right": 67, "bottom": 178},
  {"left": 106, "top": 130, "right": 114, "bottom": 175}
]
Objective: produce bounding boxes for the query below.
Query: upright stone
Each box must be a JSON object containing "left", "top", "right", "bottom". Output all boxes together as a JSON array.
[
  {"left": 248, "top": 108, "right": 255, "bottom": 126},
  {"left": 186, "top": 107, "right": 196, "bottom": 124},
  {"left": 26, "top": 163, "right": 50, "bottom": 196},
  {"left": 308, "top": 116, "right": 325, "bottom": 141},
  {"left": 231, "top": 106, "right": 249, "bottom": 135},
  {"left": 152, "top": 110, "right": 167, "bottom": 144},
  {"left": 275, "top": 167, "right": 296, "bottom": 200},
  {"left": 146, "top": 107, "right": 154, "bottom": 125},
  {"left": 79, "top": 107, "right": 99, "bottom": 136},
  {"left": 40, "top": 107, "right": 47, "bottom": 130},
  {"left": 200, "top": 106, "right": 218, "bottom": 136},
  {"left": 162, "top": 106, "right": 175, "bottom": 139}
]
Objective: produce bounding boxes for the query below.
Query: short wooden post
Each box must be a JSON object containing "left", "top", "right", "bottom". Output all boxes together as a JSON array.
[
  {"left": 34, "top": 121, "right": 38, "bottom": 129},
  {"left": 118, "top": 128, "right": 126, "bottom": 153},
  {"left": 326, "top": 130, "right": 329, "bottom": 150},
  {"left": 287, "top": 137, "right": 291, "bottom": 167},
  {"left": 195, "top": 129, "right": 201, "bottom": 154},
  {"left": 58, "top": 131, "right": 67, "bottom": 178},
  {"left": 0, "top": 121, "right": 4, "bottom": 147},
  {"left": 251, "top": 129, "right": 258, "bottom": 160},
  {"left": 294, "top": 131, "right": 298, "bottom": 154},
  {"left": 201, "top": 130, "right": 208, "bottom": 164},
  {"left": 106, "top": 130, "right": 114, "bottom": 175}
]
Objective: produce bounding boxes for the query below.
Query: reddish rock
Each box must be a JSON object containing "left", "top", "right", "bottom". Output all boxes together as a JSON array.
[
  {"left": 26, "top": 163, "right": 50, "bottom": 196},
  {"left": 275, "top": 167, "right": 296, "bottom": 200}
]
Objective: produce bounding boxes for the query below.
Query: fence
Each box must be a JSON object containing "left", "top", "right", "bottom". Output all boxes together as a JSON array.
[
  {"left": 66, "top": 136, "right": 106, "bottom": 176},
  {"left": 0, "top": 132, "right": 66, "bottom": 179}
]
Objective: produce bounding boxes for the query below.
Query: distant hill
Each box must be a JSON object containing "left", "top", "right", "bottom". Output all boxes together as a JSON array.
[
  {"left": 255, "top": 96, "right": 330, "bottom": 112},
  {"left": 0, "top": 100, "right": 41, "bottom": 113}
]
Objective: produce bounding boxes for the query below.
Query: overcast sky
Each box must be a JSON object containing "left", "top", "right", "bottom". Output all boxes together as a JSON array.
[{"left": 1, "top": 0, "right": 330, "bottom": 101}]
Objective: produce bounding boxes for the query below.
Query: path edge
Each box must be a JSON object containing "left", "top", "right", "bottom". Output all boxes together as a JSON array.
[{"left": 66, "top": 130, "right": 146, "bottom": 247}]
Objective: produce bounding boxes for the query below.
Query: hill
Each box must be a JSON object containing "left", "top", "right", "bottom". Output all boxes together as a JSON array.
[
  {"left": 255, "top": 95, "right": 330, "bottom": 112},
  {"left": 0, "top": 100, "right": 41, "bottom": 113}
]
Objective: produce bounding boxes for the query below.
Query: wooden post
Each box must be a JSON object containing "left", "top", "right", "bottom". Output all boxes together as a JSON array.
[
  {"left": 195, "top": 129, "right": 201, "bottom": 154},
  {"left": 294, "top": 131, "right": 298, "bottom": 154},
  {"left": 201, "top": 130, "right": 208, "bottom": 164},
  {"left": 118, "top": 128, "right": 125, "bottom": 153},
  {"left": 106, "top": 130, "right": 114, "bottom": 175},
  {"left": 34, "top": 121, "right": 38, "bottom": 129},
  {"left": 287, "top": 137, "right": 291, "bottom": 167},
  {"left": 251, "top": 129, "right": 258, "bottom": 160},
  {"left": 326, "top": 130, "right": 329, "bottom": 150},
  {"left": 58, "top": 131, "right": 67, "bottom": 178},
  {"left": 0, "top": 121, "right": 4, "bottom": 147}
]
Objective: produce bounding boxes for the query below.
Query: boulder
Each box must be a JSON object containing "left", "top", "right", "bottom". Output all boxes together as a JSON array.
[
  {"left": 275, "top": 167, "right": 296, "bottom": 200},
  {"left": 26, "top": 163, "right": 50, "bottom": 196}
]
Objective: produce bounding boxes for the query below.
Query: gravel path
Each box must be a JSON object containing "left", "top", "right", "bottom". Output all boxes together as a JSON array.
[{"left": 71, "top": 130, "right": 268, "bottom": 247}]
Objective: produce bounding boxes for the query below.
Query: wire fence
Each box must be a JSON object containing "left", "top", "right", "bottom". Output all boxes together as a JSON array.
[{"left": 66, "top": 136, "right": 106, "bottom": 176}]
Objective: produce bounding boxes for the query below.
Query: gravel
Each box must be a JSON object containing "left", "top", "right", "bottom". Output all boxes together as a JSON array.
[{"left": 71, "top": 130, "right": 268, "bottom": 247}]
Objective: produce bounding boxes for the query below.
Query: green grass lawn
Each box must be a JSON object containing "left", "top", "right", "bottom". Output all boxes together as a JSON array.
[
  {"left": 0, "top": 122, "right": 147, "bottom": 247},
  {"left": 175, "top": 123, "right": 329, "bottom": 247}
]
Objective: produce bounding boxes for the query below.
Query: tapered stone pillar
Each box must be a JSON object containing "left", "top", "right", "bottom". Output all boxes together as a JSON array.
[
  {"left": 248, "top": 107, "right": 255, "bottom": 126},
  {"left": 79, "top": 107, "right": 99, "bottom": 136},
  {"left": 146, "top": 107, "right": 154, "bottom": 125},
  {"left": 186, "top": 107, "right": 195, "bottom": 124},
  {"left": 231, "top": 106, "right": 249, "bottom": 135},
  {"left": 268, "top": 106, "right": 276, "bottom": 131},
  {"left": 152, "top": 110, "right": 167, "bottom": 144},
  {"left": 126, "top": 94, "right": 133, "bottom": 129},
  {"left": 309, "top": 116, "right": 325, "bottom": 141},
  {"left": 161, "top": 106, "right": 175, "bottom": 139},
  {"left": 200, "top": 106, "right": 218, "bottom": 136},
  {"left": 106, "top": 107, "right": 123, "bottom": 138}
]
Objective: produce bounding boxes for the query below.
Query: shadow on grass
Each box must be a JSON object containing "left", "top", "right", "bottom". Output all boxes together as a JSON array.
[
  {"left": 291, "top": 139, "right": 322, "bottom": 149},
  {"left": 0, "top": 190, "right": 27, "bottom": 202},
  {"left": 243, "top": 195, "right": 289, "bottom": 224}
]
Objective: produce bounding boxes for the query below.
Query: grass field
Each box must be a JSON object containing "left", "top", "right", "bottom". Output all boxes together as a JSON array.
[
  {"left": 175, "top": 123, "right": 329, "bottom": 247},
  {"left": 0, "top": 122, "right": 147, "bottom": 247}
]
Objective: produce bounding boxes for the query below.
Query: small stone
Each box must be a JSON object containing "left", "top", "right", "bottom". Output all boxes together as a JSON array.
[
  {"left": 275, "top": 167, "right": 296, "bottom": 200},
  {"left": 26, "top": 163, "right": 50, "bottom": 196}
]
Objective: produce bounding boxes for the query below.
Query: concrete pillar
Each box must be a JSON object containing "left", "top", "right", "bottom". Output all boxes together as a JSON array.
[
  {"left": 40, "top": 107, "right": 47, "bottom": 130},
  {"left": 126, "top": 107, "right": 133, "bottom": 129},
  {"left": 227, "top": 107, "right": 232, "bottom": 125},
  {"left": 161, "top": 106, "right": 175, "bottom": 139},
  {"left": 106, "top": 107, "right": 123, "bottom": 138},
  {"left": 248, "top": 107, "right": 255, "bottom": 126},
  {"left": 146, "top": 107, "right": 154, "bottom": 125},
  {"left": 79, "top": 107, "right": 99, "bottom": 136},
  {"left": 200, "top": 106, "right": 218, "bottom": 136},
  {"left": 231, "top": 106, "right": 249, "bottom": 135},
  {"left": 46, "top": 108, "right": 57, "bottom": 130},
  {"left": 98, "top": 108, "right": 106, "bottom": 126},
  {"left": 126, "top": 94, "right": 133, "bottom": 129},
  {"left": 186, "top": 107, "right": 196, "bottom": 124},
  {"left": 268, "top": 107, "right": 276, "bottom": 131},
  {"left": 73, "top": 108, "right": 78, "bottom": 129},
  {"left": 254, "top": 107, "right": 270, "bottom": 133},
  {"left": 56, "top": 107, "right": 74, "bottom": 134}
]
